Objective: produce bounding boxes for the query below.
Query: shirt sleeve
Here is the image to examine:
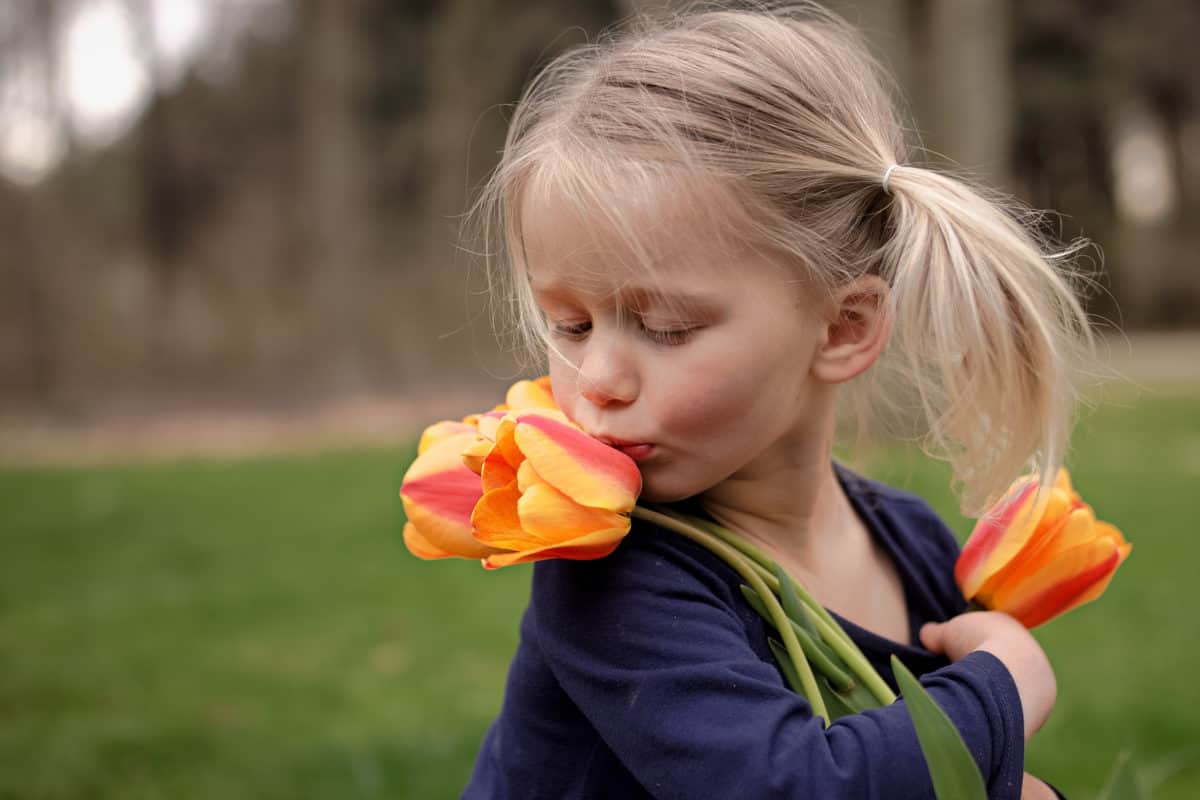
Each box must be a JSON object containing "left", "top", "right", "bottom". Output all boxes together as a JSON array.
[{"left": 531, "top": 530, "right": 1025, "bottom": 800}]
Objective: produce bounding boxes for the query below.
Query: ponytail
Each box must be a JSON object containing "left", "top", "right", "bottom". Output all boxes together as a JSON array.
[{"left": 875, "top": 166, "right": 1096, "bottom": 514}]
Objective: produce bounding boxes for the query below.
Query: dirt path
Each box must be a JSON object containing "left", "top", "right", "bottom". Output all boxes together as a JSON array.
[
  {"left": 1, "top": 333, "right": 1195, "bottom": 467},
  {"left": 0, "top": 386, "right": 500, "bottom": 467},
  {"left": 1097, "top": 331, "right": 1200, "bottom": 383}
]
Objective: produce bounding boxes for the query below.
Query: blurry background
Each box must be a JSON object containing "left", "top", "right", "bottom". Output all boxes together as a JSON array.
[{"left": 1, "top": 0, "right": 1197, "bottom": 798}]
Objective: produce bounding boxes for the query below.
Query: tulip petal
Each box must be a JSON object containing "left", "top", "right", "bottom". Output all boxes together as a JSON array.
[
  {"left": 403, "top": 521, "right": 455, "bottom": 560},
  {"left": 468, "top": 411, "right": 508, "bottom": 443},
  {"left": 1062, "top": 523, "right": 1131, "bottom": 610},
  {"left": 404, "top": 431, "right": 479, "bottom": 484},
  {"left": 482, "top": 526, "right": 629, "bottom": 569},
  {"left": 400, "top": 432, "right": 495, "bottom": 559},
  {"left": 471, "top": 482, "right": 531, "bottom": 551},
  {"left": 461, "top": 437, "right": 494, "bottom": 475},
  {"left": 994, "top": 538, "right": 1124, "bottom": 628},
  {"left": 517, "top": 459, "right": 544, "bottom": 493},
  {"left": 1035, "top": 488, "right": 1076, "bottom": 535},
  {"left": 505, "top": 377, "right": 557, "bottom": 411},
  {"left": 956, "top": 480, "right": 1040, "bottom": 598},
  {"left": 492, "top": 416, "right": 525, "bottom": 470},
  {"left": 974, "top": 502, "right": 1095, "bottom": 601},
  {"left": 512, "top": 414, "right": 642, "bottom": 512},
  {"left": 481, "top": 444, "right": 520, "bottom": 493},
  {"left": 418, "top": 420, "right": 476, "bottom": 455},
  {"left": 1001, "top": 506, "right": 1098, "bottom": 584},
  {"left": 517, "top": 482, "right": 630, "bottom": 541}
]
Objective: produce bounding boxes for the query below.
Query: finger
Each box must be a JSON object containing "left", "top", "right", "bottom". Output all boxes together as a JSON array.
[{"left": 919, "top": 622, "right": 942, "bottom": 652}]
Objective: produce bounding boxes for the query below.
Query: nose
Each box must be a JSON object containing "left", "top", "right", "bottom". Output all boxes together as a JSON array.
[{"left": 577, "top": 336, "right": 638, "bottom": 408}]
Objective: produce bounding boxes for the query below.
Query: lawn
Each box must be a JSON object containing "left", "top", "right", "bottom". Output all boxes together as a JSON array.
[{"left": 1, "top": 384, "right": 1197, "bottom": 798}]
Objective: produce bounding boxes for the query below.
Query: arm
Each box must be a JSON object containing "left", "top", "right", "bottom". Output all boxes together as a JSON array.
[
  {"left": 1023, "top": 773, "right": 1063, "bottom": 799},
  {"left": 920, "top": 611, "right": 1057, "bottom": 741},
  {"left": 532, "top": 533, "right": 1026, "bottom": 800}
]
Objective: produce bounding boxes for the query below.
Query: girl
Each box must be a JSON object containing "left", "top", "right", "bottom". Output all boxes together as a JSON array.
[{"left": 461, "top": 2, "right": 1091, "bottom": 797}]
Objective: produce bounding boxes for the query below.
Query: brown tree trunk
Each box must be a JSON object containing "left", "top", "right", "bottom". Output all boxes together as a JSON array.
[
  {"left": 916, "top": 0, "right": 1013, "bottom": 186},
  {"left": 295, "top": 0, "right": 372, "bottom": 389}
]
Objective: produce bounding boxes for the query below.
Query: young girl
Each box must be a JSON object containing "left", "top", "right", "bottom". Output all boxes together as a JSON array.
[{"left": 460, "top": 3, "right": 1090, "bottom": 797}]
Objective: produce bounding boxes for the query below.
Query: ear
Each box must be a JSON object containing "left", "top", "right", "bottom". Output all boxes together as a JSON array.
[{"left": 810, "top": 276, "right": 892, "bottom": 384}]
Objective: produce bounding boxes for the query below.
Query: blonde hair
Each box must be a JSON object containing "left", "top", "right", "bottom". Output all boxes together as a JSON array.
[{"left": 464, "top": 0, "right": 1097, "bottom": 514}]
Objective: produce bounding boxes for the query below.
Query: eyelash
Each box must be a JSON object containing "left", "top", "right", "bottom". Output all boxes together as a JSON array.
[{"left": 549, "top": 319, "right": 696, "bottom": 346}]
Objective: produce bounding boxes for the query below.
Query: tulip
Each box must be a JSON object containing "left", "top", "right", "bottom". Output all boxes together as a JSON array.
[
  {"left": 471, "top": 411, "right": 643, "bottom": 569},
  {"left": 400, "top": 377, "right": 560, "bottom": 561},
  {"left": 955, "top": 469, "right": 1131, "bottom": 628}
]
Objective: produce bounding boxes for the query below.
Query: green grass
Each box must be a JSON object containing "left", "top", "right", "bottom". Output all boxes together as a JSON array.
[{"left": 1, "top": 384, "right": 1197, "bottom": 798}]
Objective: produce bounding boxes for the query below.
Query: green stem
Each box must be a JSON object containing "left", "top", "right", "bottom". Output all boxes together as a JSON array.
[
  {"left": 739, "top": 585, "right": 855, "bottom": 692},
  {"left": 630, "top": 506, "right": 832, "bottom": 725},
  {"left": 691, "top": 514, "right": 857, "bottom": 649},
  {"left": 651, "top": 506, "right": 897, "bottom": 707}
]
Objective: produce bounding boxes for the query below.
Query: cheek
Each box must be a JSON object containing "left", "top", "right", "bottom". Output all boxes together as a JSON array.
[
  {"left": 654, "top": 376, "right": 749, "bottom": 440},
  {"left": 654, "top": 335, "right": 802, "bottom": 442},
  {"left": 547, "top": 359, "right": 581, "bottom": 421}
]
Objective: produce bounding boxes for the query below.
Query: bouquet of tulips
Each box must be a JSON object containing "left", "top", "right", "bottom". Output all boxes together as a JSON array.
[{"left": 400, "top": 377, "right": 1131, "bottom": 798}]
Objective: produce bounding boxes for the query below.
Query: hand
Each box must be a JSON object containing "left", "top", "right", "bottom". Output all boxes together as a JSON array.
[
  {"left": 1022, "top": 772, "right": 1059, "bottom": 799},
  {"left": 919, "top": 611, "right": 1056, "bottom": 740}
]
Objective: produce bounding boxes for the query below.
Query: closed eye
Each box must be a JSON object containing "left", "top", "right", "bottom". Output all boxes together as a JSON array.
[
  {"left": 549, "top": 320, "right": 592, "bottom": 341},
  {"left": 642, "top": 325, "right": 697, "bottom": 346},
  {"left": 547, "top": 318, "right": 700, "bottom": 346}
]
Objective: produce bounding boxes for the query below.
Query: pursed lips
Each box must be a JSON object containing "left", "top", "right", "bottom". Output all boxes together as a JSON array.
[{"left": 594, "top": 435, "right": 656, "bottom": 462}]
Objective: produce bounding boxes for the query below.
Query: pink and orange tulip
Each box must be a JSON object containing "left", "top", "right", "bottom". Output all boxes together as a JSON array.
[
  {"left": 400, "top": 378, "right": 643, "bottom": 569},
  {"left": 955, "top": 468, "right": 1131, "bottom": 628},
  {"left": 471, "top": 410, "right": 642, "bottom": 569}
]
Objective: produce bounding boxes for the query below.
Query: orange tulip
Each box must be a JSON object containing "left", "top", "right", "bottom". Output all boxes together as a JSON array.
[
  {"left": 401, "top": 376, "right": 641, "bottom": 567},
  {"left": 955, "top": 469, "right": 1131, "bottom": 628},
  {"left": 470, "top": 410, "right": 643, "bottom": 569}
]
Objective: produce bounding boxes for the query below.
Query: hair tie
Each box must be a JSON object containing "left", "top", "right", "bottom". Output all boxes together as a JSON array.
[{"left": 881, "top": 163, "right": 901, "bottom": 195}]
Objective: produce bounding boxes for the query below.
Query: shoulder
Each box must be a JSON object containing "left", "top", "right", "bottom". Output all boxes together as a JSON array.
[
  {"left": 528, "top": 514, "right": 777, "bottom": 678},
  {"left": 531, "top": 515, "right": 745, "bottom": 623}
]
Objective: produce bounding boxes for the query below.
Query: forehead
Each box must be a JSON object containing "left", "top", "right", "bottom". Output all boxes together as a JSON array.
[{"left": 516, "top": 162, "right": 786, "bottom": 301}]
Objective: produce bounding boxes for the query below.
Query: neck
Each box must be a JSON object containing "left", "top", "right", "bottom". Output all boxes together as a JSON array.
[{"left": 696, "top": 389, "right": 862, "bottom": 585}]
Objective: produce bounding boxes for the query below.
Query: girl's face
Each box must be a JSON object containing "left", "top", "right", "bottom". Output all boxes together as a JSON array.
[{"left": 520, "top": 184, "right": 832, "bottom": 503}]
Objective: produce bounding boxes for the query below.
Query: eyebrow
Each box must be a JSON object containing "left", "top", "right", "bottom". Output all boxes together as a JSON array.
[{"left": 529, "top": 282, "right": 720, "bottom": 310}]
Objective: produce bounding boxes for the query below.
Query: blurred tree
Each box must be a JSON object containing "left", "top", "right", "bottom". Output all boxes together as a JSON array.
[
  {"left": 1101, "top": 0, "right": 1200, "bottom": 227},
  {"left": 6, "top": 0, "right": 70, "bottom": 406},
  {"left": 294, "top": 0, "right": 372, "bottom": 387}
]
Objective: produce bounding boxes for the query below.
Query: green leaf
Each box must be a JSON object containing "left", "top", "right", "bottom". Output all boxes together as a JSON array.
[
  {"left": 818, "top": 672, "right": 879, "bottom": 718},
  {"left": 891, "top": 656, "right": 987, "bottom": 800},
  {"left": 774, "top": 563, "right": 818, "bottom": 636},
  {"left": 816, "top": 674, "right": 872, "bottom": 719}
]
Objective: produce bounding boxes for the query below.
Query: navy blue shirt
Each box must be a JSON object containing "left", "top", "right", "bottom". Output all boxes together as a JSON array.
[{"left": 464, "top": 464, "right": 1029, "bottom": 799}]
